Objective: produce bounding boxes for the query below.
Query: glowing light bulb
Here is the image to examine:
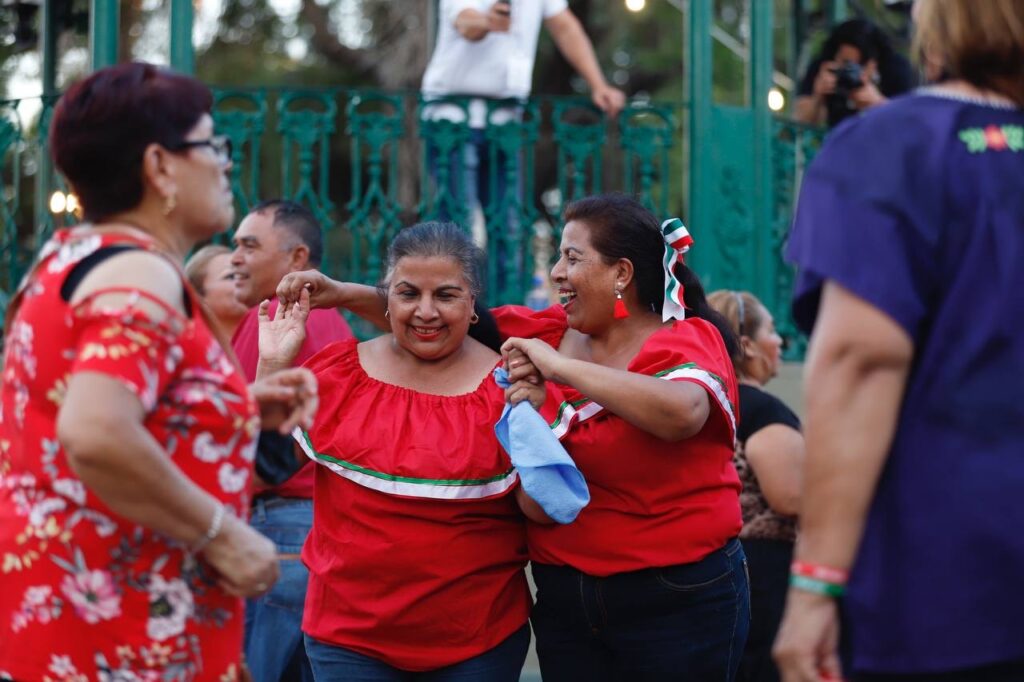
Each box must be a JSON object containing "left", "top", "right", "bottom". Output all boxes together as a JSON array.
[
  {"left": 768, "top": 87, "right": 785, "bottom": 112},
  {"left": 626, "top": 0, "right": 646, "bottom": 12},
  {"left": 49, "top": 191, "right": 66, "bottom": 214}
]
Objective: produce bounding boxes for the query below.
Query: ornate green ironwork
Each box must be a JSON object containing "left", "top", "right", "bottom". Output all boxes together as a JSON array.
[
  {"left": 0, "top": 101, "right": 24, "bottom": 319},
  {"left": 34, "top": 100, "right": 70, "bottom": 253},
  {"left": 345, "top": 91, "right": 405, "bottom": 287},
  {"left": 0, "top": 84, "right": 825, "bottom": 356},
  {"left": 416, "top": 95, "right": 472, "bottom": 229},
  {"left": 277, "top": 91, "right": 338, "bottom": 236},
  {"left": 483, "top": 99, "right": 540, "bottom": 305},
  {"left": 771, "top": 117, "right": 826, "bottom": 358},
  {"left": 620, "top": 104, "right": 675, "bottom": 218},
  {"left": 550, "top": 101, "right": 606, "bottom": 226},
  {"left": 212, "top": 89, "right": 268, "bottom": 224}
]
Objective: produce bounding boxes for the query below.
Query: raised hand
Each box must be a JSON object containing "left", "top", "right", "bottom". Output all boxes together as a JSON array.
[{"left": 258, "top": 287, "right": 310, "bottom": 373}]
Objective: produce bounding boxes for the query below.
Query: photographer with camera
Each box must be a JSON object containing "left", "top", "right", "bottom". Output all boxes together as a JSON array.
[{"left": 795, "top": 18, "right": 915, "bottom": 128}]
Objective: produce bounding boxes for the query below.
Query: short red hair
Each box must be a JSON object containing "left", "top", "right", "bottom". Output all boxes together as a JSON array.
[{"left": 50, "top": 62, "right": 213, "bottom": 222}]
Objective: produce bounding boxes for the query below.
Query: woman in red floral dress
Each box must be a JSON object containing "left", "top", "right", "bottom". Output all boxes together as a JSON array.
[{"left": 0, "top": 63, "right": 316, "bottom": 682}]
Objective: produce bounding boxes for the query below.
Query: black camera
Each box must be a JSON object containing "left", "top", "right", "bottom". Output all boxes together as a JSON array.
[{"left": 830, "top": 61, "right": 864, "bottom": 97}]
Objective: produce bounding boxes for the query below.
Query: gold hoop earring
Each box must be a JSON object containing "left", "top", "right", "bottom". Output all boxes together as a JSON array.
[
  {"left": 470, "top": 312, "right": 480, "bottom": 325},
  {"left": 162, "top": 193, "right": 177, "bottom": 216},
  {"left": 384, "top": 309, "right": 390, "bottom": 320}
]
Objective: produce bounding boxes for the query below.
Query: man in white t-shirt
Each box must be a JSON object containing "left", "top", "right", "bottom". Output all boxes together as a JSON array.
[{"left": 421, "top": 0, "right": 625, "bottom": 297}]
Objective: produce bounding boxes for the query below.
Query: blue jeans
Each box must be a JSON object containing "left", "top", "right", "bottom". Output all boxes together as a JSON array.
[
  {"left": 245, "top": 496, "right": 314, "bottom": 682},
  {"left": 303, "top": 623, "right": 530, "bottom": 682},
  {"left": 531, "top": 538, "right": 751, "bottom": 682}
]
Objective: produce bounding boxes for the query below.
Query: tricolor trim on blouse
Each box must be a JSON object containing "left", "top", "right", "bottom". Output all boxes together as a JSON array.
[
  {"left": 294, "top": 428, "right": 518, "bottom": 500},
  {"left": 548, "top": 362, "right": 736, "bottom": 439}
]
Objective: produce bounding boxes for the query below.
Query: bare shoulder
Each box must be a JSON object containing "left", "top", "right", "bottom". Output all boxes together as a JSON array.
[
  {"left": 70, "top": 250, "right": 187, "bottom": 320},
  {"left": 463, "top": 335, "right": 501, "bottom": 370}
]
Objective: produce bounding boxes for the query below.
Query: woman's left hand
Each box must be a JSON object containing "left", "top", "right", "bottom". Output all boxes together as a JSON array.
[
  {"left": 257, "top": 287, "right": 310, "bottom": 374},
  {"left": 502, "top": 337, "right": 564, "bottom": 382},
  {"left": 773, "top": 590, "right": 844, "bottom": 682},
  {"left": 251, "top": 367, "right": 319, "bottom": 434},
  {"left": 505, "top": 378, "right": 546, "bottom": 411}
]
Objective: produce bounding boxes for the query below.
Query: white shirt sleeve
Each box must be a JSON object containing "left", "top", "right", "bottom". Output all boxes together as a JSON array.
[
  {"left": 444, "top": 0, "right": 489, "bottom": 25},
  {"left": 542, "top": 0, "right": 570, "bottom": 19}
]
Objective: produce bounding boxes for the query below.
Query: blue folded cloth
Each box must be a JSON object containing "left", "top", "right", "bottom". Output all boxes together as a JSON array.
[{"left": 493, "top": 367, "right": 589, "bottom": 524}]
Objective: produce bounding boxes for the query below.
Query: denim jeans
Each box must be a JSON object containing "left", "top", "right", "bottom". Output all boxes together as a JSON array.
[
  {"left": 531, "top": 538, "right": 751, "bottom": 682},
  {"left": 303, "top": 623, "right": 530, "bottom": 682},
  {"left": 245, "top": 496, "right": 314, "bottom": 682}
]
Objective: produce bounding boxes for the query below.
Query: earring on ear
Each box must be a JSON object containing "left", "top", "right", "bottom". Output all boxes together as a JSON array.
[
  {"left": 162, "top": 193, "right": 177, "bottom": 217},
  {"left": 470, "top": 312, "right": 480, "bottom": 325},
  {"left": 384, "top": 309, "right": 390, "bottom": 320},
  {"left": 613, "top": 288, "right": 630, "bottom": 319}
]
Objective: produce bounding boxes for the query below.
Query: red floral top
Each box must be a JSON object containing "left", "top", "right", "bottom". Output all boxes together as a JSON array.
[{"left": 0, "top": 229, "right": 258, "bottom": 682}]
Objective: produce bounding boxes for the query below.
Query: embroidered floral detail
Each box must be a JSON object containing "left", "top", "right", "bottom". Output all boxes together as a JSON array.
[
  {"left": 61, "top": 569, "right": 122, "bottom": 624},
  {"left": 145, "top": 575, "right": 194, "bottom": 641},
  {"left": 959, "top": 124, "right": 1024, "bottom": 153}
]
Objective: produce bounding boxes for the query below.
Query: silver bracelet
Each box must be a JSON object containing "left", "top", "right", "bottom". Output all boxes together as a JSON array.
[{"left": 190, "top": 502, "right": 226, "bottom": 556}]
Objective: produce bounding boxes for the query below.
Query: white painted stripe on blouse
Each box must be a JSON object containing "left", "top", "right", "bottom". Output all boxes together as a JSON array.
[{"left": 293, "top": 427, "right": 519, "bottom": 500}]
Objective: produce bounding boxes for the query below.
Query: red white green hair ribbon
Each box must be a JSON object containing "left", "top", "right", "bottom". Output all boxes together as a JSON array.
[{"left": 662, "top": 218, "right": 693, "bottom": 322}]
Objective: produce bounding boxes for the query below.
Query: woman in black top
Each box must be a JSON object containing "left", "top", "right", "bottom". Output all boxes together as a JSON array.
[{"left": 709, "top": 290, "right": 804, "bottom": 682}]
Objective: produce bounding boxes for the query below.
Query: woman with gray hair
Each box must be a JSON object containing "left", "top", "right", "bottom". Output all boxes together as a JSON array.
[{"left": 259, "top": 221, "right": 553, "bottom": 681}]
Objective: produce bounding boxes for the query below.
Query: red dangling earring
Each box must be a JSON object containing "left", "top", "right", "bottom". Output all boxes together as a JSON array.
[{"left": 613, "top": 289, "right": 630, "bottom": 319}]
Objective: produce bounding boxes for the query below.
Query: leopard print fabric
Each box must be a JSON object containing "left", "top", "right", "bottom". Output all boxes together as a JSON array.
[{"left": 734, "top": 440, "right": 797, "bottom": 542}]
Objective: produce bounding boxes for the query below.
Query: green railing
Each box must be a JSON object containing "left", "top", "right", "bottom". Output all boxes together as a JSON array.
[
  {"left": 0, "top": 86, "right": 824, "bottom": 353},
  {"left": 209, "top": 88, "right": 681, "bottom": 308},
  {"left": 770, "top": 117, "right": 827, "bottom": 358}
]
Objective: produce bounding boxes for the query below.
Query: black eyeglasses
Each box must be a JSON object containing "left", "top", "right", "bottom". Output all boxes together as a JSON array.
[{"left": 169, "top": 134, "right": 232, "bottom": 163}]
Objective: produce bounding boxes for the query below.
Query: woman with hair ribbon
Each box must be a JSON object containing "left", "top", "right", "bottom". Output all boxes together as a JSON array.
[{"left": 278, "top": 193, "right": 750, "bottom": 680}]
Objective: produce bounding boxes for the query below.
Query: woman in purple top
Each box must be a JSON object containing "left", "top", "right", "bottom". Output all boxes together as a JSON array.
[{"left": 774, "top": 1, "right": 1024, "bottom": 681}]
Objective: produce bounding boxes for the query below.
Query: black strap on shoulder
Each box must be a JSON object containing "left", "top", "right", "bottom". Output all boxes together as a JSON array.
[{"left": 60, "top": 244, "right": 192, "bottom": 317}]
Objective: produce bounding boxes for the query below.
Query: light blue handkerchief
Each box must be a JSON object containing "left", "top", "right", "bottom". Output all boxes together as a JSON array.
[{"left": 493, "top": 367, "right": 589, "bottom": 524}]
